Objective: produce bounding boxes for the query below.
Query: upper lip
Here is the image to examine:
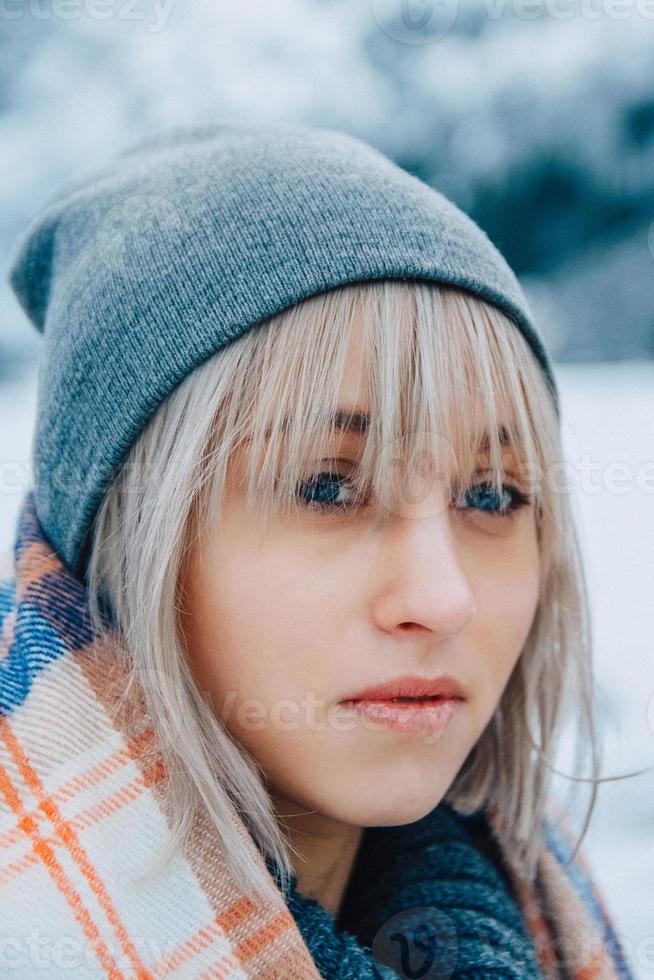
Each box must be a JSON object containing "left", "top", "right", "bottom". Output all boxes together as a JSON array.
[{"left": 340, "top": 673, "right": 466, "bottom": 702}]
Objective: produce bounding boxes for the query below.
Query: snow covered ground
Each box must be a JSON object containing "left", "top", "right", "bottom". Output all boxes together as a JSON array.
[
  {"left": 553, "top": 361, "right": 654, "bottom": 978},
  {"left": 0, "top": 359, "right": 652, "bottom": 975}
]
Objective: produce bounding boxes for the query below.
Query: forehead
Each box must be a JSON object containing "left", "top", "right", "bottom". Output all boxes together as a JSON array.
[
  {"left": 336, "top": 311, "right": 369, "bottom": 405},
  {"left": 331, "top": 313, "right": 519, "bottom": 449},
  {"left": 257, "top": 303, "right": 526, "bottom": 470}
]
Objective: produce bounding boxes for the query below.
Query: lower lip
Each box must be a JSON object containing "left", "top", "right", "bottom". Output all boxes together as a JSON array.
[{"left": 340, "top": 697, "right": 464, "bottom": 733}]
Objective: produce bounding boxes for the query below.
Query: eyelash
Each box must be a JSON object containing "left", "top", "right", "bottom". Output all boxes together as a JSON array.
[{"left": 295, "top": 470, "right": 532, "bottom": 518}]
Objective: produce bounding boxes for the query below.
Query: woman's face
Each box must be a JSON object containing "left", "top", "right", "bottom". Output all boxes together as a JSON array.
[{"left": 178, "top": 315, "right": 540, "bottom": 831}]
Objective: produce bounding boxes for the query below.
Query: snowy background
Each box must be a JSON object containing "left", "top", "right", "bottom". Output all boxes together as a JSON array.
[{"left": 1, "top": 1, "right": 653, "bottom": 975}]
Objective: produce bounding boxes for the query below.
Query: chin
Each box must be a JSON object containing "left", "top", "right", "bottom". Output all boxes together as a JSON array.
[{"left": 326, "top": 782, "right": 452, "bottom": 829}]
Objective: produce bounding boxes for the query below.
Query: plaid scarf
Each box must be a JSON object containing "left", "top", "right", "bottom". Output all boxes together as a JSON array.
[{"left": 0, "top": 491, "right": 633, "bottom": 979}]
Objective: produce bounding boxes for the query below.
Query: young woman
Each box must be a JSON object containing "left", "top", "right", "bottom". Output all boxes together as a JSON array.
[{"left": 0, "top": 123, "right": 632, "bottom": 978}]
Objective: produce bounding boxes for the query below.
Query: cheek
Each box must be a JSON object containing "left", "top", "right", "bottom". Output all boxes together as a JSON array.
[
  {"left": 181, "top": 543, "right": 346, "bottom": 721},
  {"left": 181, "top": 551, "right": 360, "bottom": 817},
  {"left": 471, "top": 538, "right": 540, "bottom": 709}
]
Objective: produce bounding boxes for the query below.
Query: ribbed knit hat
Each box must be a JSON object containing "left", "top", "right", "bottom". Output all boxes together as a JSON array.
[{"left": 7, "top": 121, "right": 559, "bottom": 581}]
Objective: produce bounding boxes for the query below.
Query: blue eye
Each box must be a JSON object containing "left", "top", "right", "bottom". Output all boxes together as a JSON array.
[
  {"left": 295, "top": 472, "right": 532, "bottom": 518},
  {"left": 458, "top": 480, "right": 531, "bottom": 518},
  {"left": 296, "top": 471, "right": 360, "bottom": 511}
]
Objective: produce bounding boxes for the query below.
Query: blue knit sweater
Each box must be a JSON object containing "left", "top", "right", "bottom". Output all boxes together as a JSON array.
[{"left": 267, "top": 802, "right": 542, "bottom": 978}]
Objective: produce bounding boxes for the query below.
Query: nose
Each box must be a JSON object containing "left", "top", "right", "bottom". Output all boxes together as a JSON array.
[{"left": 372, "top": 491, "right": 477, "bottom": 640}]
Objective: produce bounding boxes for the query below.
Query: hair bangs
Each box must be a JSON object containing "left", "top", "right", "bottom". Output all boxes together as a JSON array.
[{"left": 201, "top": 280, "right": 553, "bottom": 542}]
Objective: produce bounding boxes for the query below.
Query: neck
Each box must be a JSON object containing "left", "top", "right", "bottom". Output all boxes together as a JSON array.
[{"left": 270, "top": 792, "right": 364, "bottom": 919}]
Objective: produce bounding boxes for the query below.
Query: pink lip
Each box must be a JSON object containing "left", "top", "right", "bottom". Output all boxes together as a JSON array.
[
  {"left": 342, "top": 697, "right": 464, "bottom": 733},
  {"left": 338, "top": 673, "right": 466, "bottom": 734},
  {"left": 339, "top": 673, "right": 466, "bottom": 703}
]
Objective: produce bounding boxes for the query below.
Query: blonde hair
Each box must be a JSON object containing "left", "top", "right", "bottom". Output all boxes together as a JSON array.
[{"left": 85, "top": 278, "right": 599, "bottom": 906}]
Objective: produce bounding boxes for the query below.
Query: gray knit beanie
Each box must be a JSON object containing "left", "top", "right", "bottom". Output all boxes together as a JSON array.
[{"left": 7, "top": 121, "right": 559, "bottom": 581}]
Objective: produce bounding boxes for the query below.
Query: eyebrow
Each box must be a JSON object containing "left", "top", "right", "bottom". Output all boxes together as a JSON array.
[
  {"left": 266, "top": 411, "right": 515, "bottom": 448},
  {"left": 319, "top": 409, "right": 370, "bottom": 435},
  {"left": 477, "top": 425, "right": 516, "bottom": 452},
  {"left": 265, "top": 409, "right": 370, "bottom": 440}
]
